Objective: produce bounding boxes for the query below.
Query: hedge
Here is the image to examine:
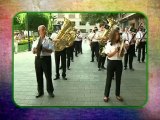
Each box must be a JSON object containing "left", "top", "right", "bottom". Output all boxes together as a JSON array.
[
  {"left": 18, "top": 37, "right": 35, "bottom": 45},
  {"left": 18, "top": 43, "right": 31, "bottom": 52}
]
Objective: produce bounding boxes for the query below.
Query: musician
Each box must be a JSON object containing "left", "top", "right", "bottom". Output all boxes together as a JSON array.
[
  {"left": 50, "top": 30, "right": 67, "bottom": 80},
  {"left": 14, "top": 32, "right": 19, "bottom": 54},
  {"left": 136, "top": 27, "right": 146, "bottom": 63},
  {"left": 88, "top": 26, "right": 99, "bottom": 62},
  {"left": 66, "top": 44, "right": 73, "bottom": 70},
  {"left": 97, "top": 23, "right": 107, "bottom": 71},
  {"left": 103, "top": 29, "right": 126, "bottom": 102},
  {"left": 70, "top": 42, "right": 74, "bottom": 62},
  {"left": 75, "top": 30, "right": 83, "bottom": 57},
  {"left": 32, "top": 25, "right": 54, "bottom": 98},
  {"left": 122, "top": 27, "right": 135, "bottom": 71}
]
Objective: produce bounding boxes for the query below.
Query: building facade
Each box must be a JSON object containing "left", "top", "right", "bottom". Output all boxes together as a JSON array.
[
  {"left": 52, "top": 13, "right": 96, "bottom": 34},
  {"left": 117, "top": 13, "right": 147, "bottom": 32}
]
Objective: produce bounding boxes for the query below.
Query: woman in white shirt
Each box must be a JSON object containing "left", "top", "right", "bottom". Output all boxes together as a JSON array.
[{"left": 103, "top": 29, "right": 124, "bottom": 102}]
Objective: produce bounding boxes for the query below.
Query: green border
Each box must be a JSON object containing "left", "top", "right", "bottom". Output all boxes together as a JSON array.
[{"left": 12, "top": 11, "right": 149, "bottom": 109}]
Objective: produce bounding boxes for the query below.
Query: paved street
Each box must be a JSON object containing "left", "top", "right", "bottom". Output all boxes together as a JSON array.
[{"left": 14, "top": 40, "right": 147, "bottom": 107}]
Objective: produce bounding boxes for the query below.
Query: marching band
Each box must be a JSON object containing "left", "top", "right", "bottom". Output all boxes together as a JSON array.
[{"left": 31, "top": 19, "right": 146, "bottom": 103}]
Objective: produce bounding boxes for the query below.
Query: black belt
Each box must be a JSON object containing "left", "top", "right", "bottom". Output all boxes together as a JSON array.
[{"left": 36, "top": 56, "right": 51, "bottom": 59}]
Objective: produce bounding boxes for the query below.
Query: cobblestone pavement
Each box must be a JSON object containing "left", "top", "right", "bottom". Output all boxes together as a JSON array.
[{"left": 14, "top": 40, "right": 147, "bottom": 107}]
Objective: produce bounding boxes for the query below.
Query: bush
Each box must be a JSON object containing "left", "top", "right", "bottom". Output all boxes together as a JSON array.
[
  {"left": 18, "top": 37, "right": 35, "bottom": 45},
  {"left": 18, "top": 43, "right": 32, "bottom": 52}
]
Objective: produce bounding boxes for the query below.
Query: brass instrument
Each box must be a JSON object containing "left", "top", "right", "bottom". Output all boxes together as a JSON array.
[
  {"left": 54, "top": 18, "right": 75, "bottom": 51},
  {"left": 65, "top": 28, "right": 76, "bottom": 48},
  {"left": 99, "top": 18, "right": 117, "bottom": 56},
  {"left": 100, "top": 18, "right": 117, "bottom": 43},
  {"left": 118, "top": 39, "right": 125, "bottom": 57}
]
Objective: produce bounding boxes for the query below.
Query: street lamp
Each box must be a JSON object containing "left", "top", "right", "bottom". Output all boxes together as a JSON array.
[
  {"left": 27, "top": 12, "right": 31, "bottom": 51},
  {"left": 50, "top": 13, "right": 57, "bottom": 32}
]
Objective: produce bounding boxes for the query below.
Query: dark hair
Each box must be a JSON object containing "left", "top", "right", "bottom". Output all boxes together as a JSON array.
[
  {"left": 99, "top": 23, "right": 105, "bottom": 27},
  {"left": 116, "top": 27, "right": 120, "bottom": 31},
  {"left": 110, "top": 29, "right": 120, "bottom": 45}
]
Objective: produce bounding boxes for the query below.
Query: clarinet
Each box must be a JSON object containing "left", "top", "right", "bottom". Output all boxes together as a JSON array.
[{"left": 130, "top": 23, "right": 142, "bottom": 45}]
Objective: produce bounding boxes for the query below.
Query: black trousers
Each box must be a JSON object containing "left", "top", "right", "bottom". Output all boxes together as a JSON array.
[
  {"left": 75, "top": 41, "right": 80, "bottom": 56},
  {"left": 66, "top": 46, "right": 72, "bottom": 68},
  {"left": 79, "top": 40, "right": 82, "bottom": 54},
  {"left": 91, "top": 42, "right": 99, "bottom": 61},
  {"left": 124, "top": 44, "right": 135, "bottom": 69},
  {"left": 70, "top": 44, "right": 74, "bottom": 61},
  {"left": 55, "top": 49, "right": 66, "bottom": 78},
  {"left": 137, "top": 42, "right": 146, "bottom": 62},
  {"left": 35, "top": 56, "right": 54, "bottom": 94},
  {"left": 98, "top": 55, "right": 106, "bottom": 68},
  {"left": 104, "top": 60, "right": 123, "bottom": 97}
]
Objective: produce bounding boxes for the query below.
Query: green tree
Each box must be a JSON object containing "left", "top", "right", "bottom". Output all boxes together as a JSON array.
[
  {"left": 13, "top": 13, "right": 26, "bottom": 30},
  {"left": 80, "top": 13, "right": 119, "bottom": 25},
  {"left": 25, "top": 13, "right": 49, "bottom": 32},
  {"left": 45, "top": 13, "right": 54, "bottom": 34}
]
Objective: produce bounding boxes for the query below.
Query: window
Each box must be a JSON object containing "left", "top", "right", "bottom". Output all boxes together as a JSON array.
[
  {"left": 89, "top": 22, "right": 95, "bottom": 25},
  {"left": 57, "top": 21, "right": 63, "bottom": 25},
  {"left": 80, "top": 21, "right": 86, "bottom": 25},
  {"left": 80, "top": 29, "right": 86, "bottom": 33},
  {"left": 71, "top": 21, "right": 75, "bottom": 26},
  {"left": 58, "top": 14, "right": 64, "bottom": 18},
  {"left": 69, "top": 14, "right": 75, "bottom": 18}
]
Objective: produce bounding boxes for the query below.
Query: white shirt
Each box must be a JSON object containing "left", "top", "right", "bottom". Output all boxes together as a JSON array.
[
  {"left": 122, "top": 32, "right": 133, "bottom": 46},
  {"left": 88, "top": 32, "right": 98, "bottom": 42},
  {"left": 95, "top": 30, "right": 105, "bottom": 41},
  {"left": 122, "top": 32, "right": 132, "bottom": 43},
  {"left": 14, "top": 35, "right": 19, "bottom": 43},
  {"left": 105, "top": 41, "right": 122, "bottom": 60},
  {"left": 136, "top": 31, "right": 145, "bottom": 42},
  {"left": 50, "top": 32, "right": 58, "bottom": 40},
  {"left": 32, "top": 36, "right": 54, "bottom": 56},
  {"left": 75, "top": 33, "right": 83, "bottom": 41},
  {"left": 96, "top": 30, "right": 104, "bottom": 38}
]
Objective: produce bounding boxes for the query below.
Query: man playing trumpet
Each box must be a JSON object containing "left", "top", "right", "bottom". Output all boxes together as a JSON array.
[{"left": 32, "top": 25, "right": 54, "bottom": 98}]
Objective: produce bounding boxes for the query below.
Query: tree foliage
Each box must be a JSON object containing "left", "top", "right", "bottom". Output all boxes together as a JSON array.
[
  {"left": 80, "top": 13, "right": 119, "bottom": 25},
  {"left": 25, "top": 13, "right": 49, "bottom": 32},
  {"left": 13, "top": 13, "right": 26, "bottom": 30}
]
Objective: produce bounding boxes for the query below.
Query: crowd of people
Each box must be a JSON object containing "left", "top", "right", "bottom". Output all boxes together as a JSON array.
[{"left": 31, "top": 22, "right": 146, "bottom": 102}]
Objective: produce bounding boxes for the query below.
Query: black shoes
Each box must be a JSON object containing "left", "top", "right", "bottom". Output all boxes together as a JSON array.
[
  {"left": 98, "top": 68, "right": 101, "bottom": 71},
  {"left": 124, "top": 68, "right": 134, "bottom": 71},
  {"left": 138, "top": 60, "right": 145, "bottom": 63},
  {"left": 103, "top": 96, "right": 123, "bottom": 102},
  {"left": 116, "top": 96, "right": 123, "bottom": 102},
  {"left": 49, "top": 93, "right": 55, "bottom": 98},
  {"left": 54, "top": 77, "right": 67, "bottom": 80},
  {"left": 67, "top": 68, "right": 71, "bottom": 70},
  {"left": 130, "top": 68, "right": 135, "bottom": 71},
  {"left": 101, "top": 66, "right": 106, "bottom": 69},
  {"left": 63, "top": 77, "right": 67, "bottom": 80},
  {"left": 36, "top": 93, "right": 55, "bottom": 98},
  {"left": 54, "top": 77, "right": 60, "bottom": 80},
  {"left": 103, "top": 97, "right": 109, "bottom": 102},
  {"left": 36, "top": 93, "right": 44, "bottom": 98}
]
